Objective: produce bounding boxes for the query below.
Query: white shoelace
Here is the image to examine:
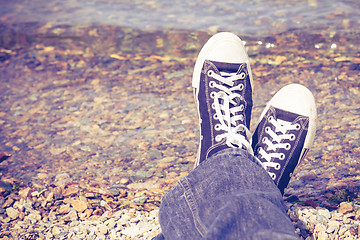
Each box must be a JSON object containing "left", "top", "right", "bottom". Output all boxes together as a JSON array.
[
  {"left": 258, "top": 116, "right": 300, "bottom": 179},
  {"left": 208, "top": 70, "right": 253, "bottom": 155}
]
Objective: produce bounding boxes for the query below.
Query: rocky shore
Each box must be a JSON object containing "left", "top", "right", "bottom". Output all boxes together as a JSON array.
[
  {"left": 1, "top": 16, "right": 360, "bottom": 240},
  {"left": 1, "top": 172, "right": 360, "bottom": 239}
]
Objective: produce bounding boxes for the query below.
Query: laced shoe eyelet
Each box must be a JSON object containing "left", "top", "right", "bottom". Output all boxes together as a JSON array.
[
  {"left": 275, "top": 163, "right": 281, "bottom": 170},
  {"left": 268, "top": 116, "right": 274, "bottom": 122},
  {"left": 210, "top": 92, "right": 216, "bottom": 99},
  {"left": 265, "top": 126, "right": 271, "bottom": 133},
  {"left": 239, "top": 104, "right": 244, "bottom": 111},
  {"left": 239, "top": 72, "right": 246, "bottom": 79},
  {"left": 209, "top": 81, "right": 215, "bottom": 88},
  {"left": 279, "top": 153, "right": 285, "bottom": 160},
  {"left": 211, "top": 103, "right": 216, "bottom": 109},
  {"left": 295, "top": 123, "right": 301, "bottom": 130},
  {"left": 207, "top": 70, "right": 214, "bottom": 77},
  {"left": 239, "top": 84, "right": 244, "bottom": 91},
  {"left": 290, "top": 134, "right": 296, "bottom": 141},
  {"left": 213, "top": 113, "right": 218, "bottom": 120},
  {"left": 215, "top": 135, "right": 222, "bottom": 142},
  {"left": 257, "top": 147, "right": 262, "bottom": 154},
  {"left": 285, "top": 143, "right": 291, "bottom": 150},
  {"left": 214, "top": 124, "right": 221, "bottom": 131},
  {"left": 269, "top": 172, "right": 276, "bottom": 180},
  {"left": 262, "top": 137, "right": 267, "bottom": 143}
]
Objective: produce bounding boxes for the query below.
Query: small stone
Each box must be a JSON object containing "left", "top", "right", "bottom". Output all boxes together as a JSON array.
[
  {"left": 156, "top": 162, "right": 172, "bottom": 169},
  {"left": 62, "top": 185, "right": 79, "bottom": 197},
  {"left": 18, "top": 187, "right": 32, "bottom": 199},
  {"left": 19, "top": 211, "right": 25, "bottom": 220},
  {"left": 121, "top": 226, "right": 142, "bottom": 238},
  {"left": 37, "top": 172, "right": 49, "bottom": 180},
  {"left": 339, "top": 226, "right": 347, "bottom": 235},
  {"left": 338, "top": 202, "right": 353, "bottom": 214},
  {"left": 120, "top": 178, "right": 130, "bottom": 185},
  {"left": 2, "top": 198, "right": 14, "bottom": 208},
  {"left": 62, "top": 210, "right": 78, "bottom": 222},
  {"left": 85, "top": 192, "right": 95, "bottom": 198},
  {"left": 84, "top": 208, "right": 93, "bottom": 217},
  {"left": 318, "top": 209, "right": 331, "bottom": 219},
  {"left": 108, "top": 188, "right": 120, "bottom": 196},
  {"left": 31, "top": 191, "right": 40, "bottom": 197},
  {"left": 25, "top": 213, "right": 38, "bottom": 224},
  {"left": 54, "top": 173, "right": 72, "bottom": 187},
  {"left": 100, "top": 200, "right": 107, "bottom": 207},
  {"left": 105, "top": 218, "right": 116, "bottom": 229},
  {"left": 133, "top": 197, "right": 147, "bottom": 204},
  {"left": 314, "top": 223, "right": 326, "bottom": 233},
  {"left": 42, "top": 192, "right": 54, "bottom": 208},
  {"left": 332, "top": 212, "right": 343, "bottom": 220},
  {"left": 327, "top": 220, "right": 340, "bottom": 233},
  {"left": 97, "top": 224, "right": 108, "bottom": 235},
  {"left": 71, "top": 199, "right": 88, "bottom": 212},
  {"left": 130, "top": 217, "right": 140, "bottom": 223},
  {"left": 6, "top": 207, "right": 19, "bottom": 220},
  {"left": 355, "top": 210, "right": 360, "bottom": 220},
  {"left": 58, "top": 204, "right": 70, "bottom": 214},
  {"left": 317, "top": 230, "right": 328, "bottom": 240},
  {"left": 52, "top": 226, "right": 61, "bottom": 236},
  {"left": 13, "top": 201, "right": 24, "bottom": 212},
  {"left": 93, "top": 209, "right": 103, "bottom": 216}
]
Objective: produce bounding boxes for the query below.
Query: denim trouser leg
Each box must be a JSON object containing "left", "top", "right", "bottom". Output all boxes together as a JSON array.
[{"left": 155, "top": 148, "right": 299, "bottom": 240}]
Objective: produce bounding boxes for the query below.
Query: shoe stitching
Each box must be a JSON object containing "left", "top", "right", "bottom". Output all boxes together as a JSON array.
[{"left": 179, "top": 177, "right": 208, "bottom": 237}]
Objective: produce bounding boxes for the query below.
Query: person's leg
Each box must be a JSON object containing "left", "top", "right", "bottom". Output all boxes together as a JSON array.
[
  {"left": 154, "top": 32, "right": 317, "bottom": 239},
  {"left": 157, "top": 148, "right": 299, "bottom": 240}
]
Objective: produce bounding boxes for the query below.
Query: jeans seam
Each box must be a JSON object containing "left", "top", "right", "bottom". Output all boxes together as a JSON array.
[{"left": 180, "top": 177, "right": 208, "bottom": 237}]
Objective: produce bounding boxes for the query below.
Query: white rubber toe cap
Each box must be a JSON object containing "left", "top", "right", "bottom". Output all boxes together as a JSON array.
[
  {"left": 261, "top": 84, "right": 317, "bottom": 149},
  {"left": 192, "top": 32, "right": 251, "bottom": 89}
]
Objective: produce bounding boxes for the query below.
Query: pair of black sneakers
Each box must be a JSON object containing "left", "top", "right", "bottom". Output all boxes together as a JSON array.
[{"left": 192, "top": 32, "right": 317, "bottom": 194}]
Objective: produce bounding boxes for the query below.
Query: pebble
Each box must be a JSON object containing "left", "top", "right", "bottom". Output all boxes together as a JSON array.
[
  {"left": 6, "top": 207, "right": 19, "bottom": 220},
  {"left": 62, "top": 185, "right": 79, "bottom": 197},
  {"left": 54, "top": 173, "right": 72, "bottom": 188},
  {"left": 289, "top": 202, "right": 360, "bottom": 239},
  {"left": 338, "top": 202, "right": 353, "bottom": 214},
  {"left": 133, "top": 196, "right": 147, "bottom": 204},
  {"left": 327, "top": 220, "right": 340, "bottom": 233},
  {"left": 119, "top": 178, "right": 130, "bottom": 185},
  {"left": 18, "top": 187, "right": 31, "bottom": 199},
  {"left": 9, "top": 178, "right": 360, "bottom": 240},
  {"left": 71, "top": 198, "right": 88, "bottom": 212}
]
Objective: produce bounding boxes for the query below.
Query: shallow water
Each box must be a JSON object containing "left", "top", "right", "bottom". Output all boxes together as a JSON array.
[{"left": 1, "top": 0, "right": 360, "bottom": 36}]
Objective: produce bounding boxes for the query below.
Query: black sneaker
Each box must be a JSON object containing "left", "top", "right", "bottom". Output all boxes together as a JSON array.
[
  {"left": 252, "top": 84, "right": 317, "bottom": 194},
  {"left": 192, "top": 32, "right": 254, "bottom": 167}
]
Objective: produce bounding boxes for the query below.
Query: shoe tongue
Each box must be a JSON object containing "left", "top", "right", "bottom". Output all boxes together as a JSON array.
[
  {"left": 211, "top": 61, "right": 241, "bottom": 74},
  {"left": 211, "top": 61, "right": 246, "bottom": 126},
  {"left": 274, "top": 107, "right": 303, "bottom": 123}
]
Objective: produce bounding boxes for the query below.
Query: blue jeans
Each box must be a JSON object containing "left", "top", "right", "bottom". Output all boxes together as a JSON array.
[{"left": 153, "top": 148, "right": 299, "bottom": 240}]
